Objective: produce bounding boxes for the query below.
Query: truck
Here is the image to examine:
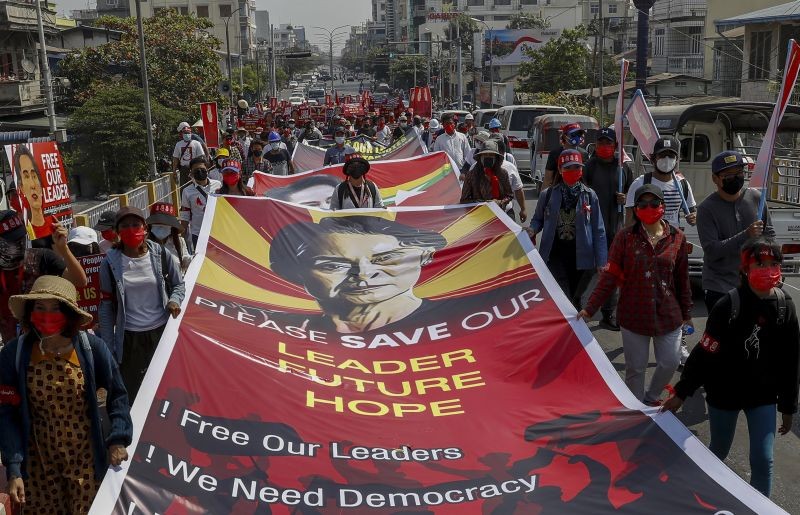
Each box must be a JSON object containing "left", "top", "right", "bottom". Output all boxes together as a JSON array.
[{"left": 627, "top": 101, "right": 800, "bottom": 276}]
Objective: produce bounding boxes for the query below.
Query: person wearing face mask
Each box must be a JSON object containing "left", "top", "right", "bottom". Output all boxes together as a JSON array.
[
  {"left": 208, "top": 147, "right": 228, "bottom": 182},
  {"left": 543, "top": 123, "right": 589, "bottom": 189},
  {"left": 94, "top": 210, "right": 118, "bottom": 254},
  {"left": 412, "top": 115, "right": 424, "bottom": 136},
  {"left": 99, "top": 206, "right": 185, "bottom": 400},
  {"left": 487, "top": 118, "right": 511, "bottom": 158},
  {"left": 146, "top": 202, "right": 191, "bottom": 272},
  {"left": 359, "top": 116, "right": 377, "bottom": 138},
  {"left": 243, "top": 139, "right": 271, "bottom": 180},
  {"left": 580, "top": 184, "right": 692, "bottom": 406},
  {"left": 663, "top": 237, "right": 798, "bottom": 498},
  {"left": 235, "top": 127, "right": 251, "bottom": 158},
  {"left": 264, "top": 131, "right": 296, "bottom": 176},
  {"left": 532, "top": 150, "right": 607, "bottom": 309},
  {"left": 180, "top": 157, "right": 222, "bottom": 248},
  {"left": 433, "top": 113, "right": 473, "bottom": 175},
  {"left": 583, "top": 128, "right": 634, "bottom": 331},
  {"left": 221, "top": 128, "right": 245, "bottom": 161},
  {"left": 216, "top": 159, "right": 255, "bottom": 196},
  {"left": 0, "top": 210, "right": 88, "bottom": 343},
  {"left": 698, "top": 150, "right": 775, "bottom": 313},
  {"left": 460, "top": 140, "right": 514, "bottom": 210},
  {"left": 67, "top": 226, "right": 101, "bottom": 258},
  {"left": 424, "top": 119, "right": 440, "bottom": 150},
  {"left": 330, "top": 154, "right": 385, "bottom": 210},
  {"left": 391, "top": 115, "right": 411, "bottom": 144},
  {"left": 374, "top": 116, "right": 391, "bottom": 145},
  {"left": 172, "top": 122, "right": 207, "bottom": 183},
  {"left": 324, "top": 127, "right": 354, "bottom": 166},
  {"left": 0, "top": 275, "right": 133, "bottom": 514},
  {"left": 298, "top": 120, "right": 323, "bottom": 144},
  {"left": 625, "top": 136, "right": 697, "bottom": 228}
]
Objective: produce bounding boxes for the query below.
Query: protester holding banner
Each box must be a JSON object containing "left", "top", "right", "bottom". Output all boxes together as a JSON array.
[
  {"left": 625, "top": 136, "right": 697, "bottom": 229},
  {"left": 180, "top": 157, "right": 221, "bottom": 248},
  {"left": 424, "top": 119, "right": 440, "bottom": 150},
  {"left": 543, "top": 123, "right": 590, "bottom": 189},
  {"left": 581, "top": 184, "right": 692, "bottom": 406},
  {"left": 358, "top": 117, "right": 377, "bottom": 138},
  {"left": 391, "top": 115, "right": 410, "bottom": 144},
  {"left": 209, "top": 147, "right": 228, "bottom": 182},
  {"left": 242, "top": 139, "right": 271, "bottom": 179},
  {"left": 264, "top": 132, "right": 295, "bottom": 176},
  {"left": 298, "top": 120, "right": 323, "bottom": 143},
  {"left": 264, "top": 174, "right": 341, "bottom": 210},
  {"left": 147, "top": 202, "right": 191, "bottom": 272},
  {"left": 99, "top": 206, "right": 185, "bottom": 401},
  {"left": 374, "top": 116, "right": 391, "bottom": 145},
  {"left": 532, "top": 150, "right": 607, "bottom": 308},
  {"left": 434, "top": 113, "right": 472, "bottom": 174},
  {"left": 664, "top": 237, "right": 799, "bottom": 497},
  {"left": 697, "top": 151, "right": 775, "bottom": 312},
  {"left": 94, "top": 210, "right": 118, "bottom": 254},
  {"left": 0, "top": 210, "right": 88, "bottom": 343},
  {"left": 329, "top": 155, "right": 384, "bottom": 210},
  {"left": 461, "top": 141, "right": 515, "bottom": 215},
  {"left": 0, "top": 275, "right": 133, "bottom": 514},
  {"left": 583, "top": 127, "right": 635, "bottom": 331},
  {"left": 222, "top": 128, "right": 244, "bottom": 161},
  {"left": 216, "top": 159, "right": 255, "bottom": 197},
  {"left": 324, "top": 127, "right": 354, "bottom": 166}
]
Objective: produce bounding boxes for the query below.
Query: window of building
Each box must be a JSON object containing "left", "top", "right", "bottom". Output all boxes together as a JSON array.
[
  {"left": 520, "top": 0, "right": 537, "bottom": 4},
  {"left": 748, "top": 30, "right": 772, "bottom": 80},
  {"left": 608, "top": 3, "right": 617, "bottom": 14},
  {"left": 674, "top": 80, "right": 687, "bottom": 87},
  {"left": 590, "top": 3, "right": 599, "bottom": 14},
  {"left": 653, "top": 27, "right": 665, "bottom": 56},
  {"left": 467, "top": 0, "right": 485, "bottom": 6},
  {"left": 493, "top": 15, "right": 510, "bottom": 20},
  {"left": 494, "top": 0, "right": 511, "bottom": 5},
  {"left": 196, "top": 5, "right": 208, "bottom": 17},
  {"left": 179, "top": 6, "right": 188, "bottom": 15},
  {"left": 687, "top": 26, "right": 701, "bottom": 54},
  {"left": 219, "top": 4, "right": 232, "bottom": 17}
]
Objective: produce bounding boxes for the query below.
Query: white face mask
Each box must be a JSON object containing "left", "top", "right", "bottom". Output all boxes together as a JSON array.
[
  {"left": 335, "top": 136, "right": 345, "bottom": 145},
  {"left": 270, "top": 142, "right": 281, "bottom": 150},
  {"left": 150, "top": 224, "right": 172, "bottom": 240},
  {"left": 656, "top": 156, "right": 677, "bottom": 173},
  {"left": 400, "top": 122, "right": 407, "bottom": 128}
]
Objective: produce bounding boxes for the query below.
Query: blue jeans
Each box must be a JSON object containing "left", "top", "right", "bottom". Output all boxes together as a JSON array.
[{"left": 707, "top": 403, "right": 776, "bottom": 497}]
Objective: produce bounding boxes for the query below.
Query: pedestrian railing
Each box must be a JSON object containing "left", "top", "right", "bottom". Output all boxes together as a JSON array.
[{"left": 74, "top": 197, "right": 122, "bottom": 229}]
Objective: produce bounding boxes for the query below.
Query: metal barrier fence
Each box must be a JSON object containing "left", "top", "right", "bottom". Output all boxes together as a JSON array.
[
  {"left": 74, "top": 173, "right": 182, "bottom": 227},
  {"left": 76, "top": 197, "right": 122, "bottom": 229},
  {"left": 126, "top": 185, "right": 150, "bottom": 211}
]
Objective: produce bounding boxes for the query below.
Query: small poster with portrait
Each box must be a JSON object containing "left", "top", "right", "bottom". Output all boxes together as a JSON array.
[{"left": 4, "top": 141, "right": 73, "bottom": 240}]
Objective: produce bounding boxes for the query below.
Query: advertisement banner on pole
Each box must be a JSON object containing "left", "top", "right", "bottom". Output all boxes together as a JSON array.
[
  {"left": 4, "top": 141, "right": 73, "bottom": 239},
  {"left": 200, "top": 102, "right": 220, "bottom": 148},
  {"left": 90, "top": 197, "right": 786, "bottom": 515}
]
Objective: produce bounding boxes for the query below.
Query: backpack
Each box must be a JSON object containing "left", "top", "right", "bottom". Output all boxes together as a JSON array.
[
  {"left": 16, "top": 330, "right": 92, "bottom": 374},
  {"left": 727, "top": 287, "right": 787, "bottom": 325},
  {"left": 643, "top": 172, "right": 689, "bottom": 202},
  {"left": 336, "top": 180, "right": 378, "bottom": 208}
]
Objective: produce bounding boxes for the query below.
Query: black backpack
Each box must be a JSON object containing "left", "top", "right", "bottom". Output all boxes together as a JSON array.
[
  {"left": 727, "top": 287, "right": 787, "bottom": 325},
  {"left": 336, "top": 180, "right": 378, "bottom": 208}
]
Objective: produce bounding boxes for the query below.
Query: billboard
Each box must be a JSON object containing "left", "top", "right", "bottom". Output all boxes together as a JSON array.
[{"left": 482, "top": 29, "right": 560, "bottom": 67}]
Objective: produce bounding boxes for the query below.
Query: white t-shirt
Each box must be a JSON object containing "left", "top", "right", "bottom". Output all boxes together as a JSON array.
[
  {"left": 625, "top": 173, "right": 696, "bottom": 227},
  {"left": 501, "top": 160, "right": 523, "bottom": 192},
  {"left": 172, "top": 140, "right": 205, "bottom": 168},
  {"left": 179, "top": 180, "right": 222, "bottom": 236},
  {"left": 121, "top": 253, "right": 168, "bottom": 331},
  {"left": 433, "top": 132, "right": 472, "bottom": 169}
]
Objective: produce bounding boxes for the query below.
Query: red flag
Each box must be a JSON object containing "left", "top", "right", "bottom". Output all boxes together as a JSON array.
[
  {"left": 334, "top": 91, "right": 340, "bottom": 105},
  {"left": 269, "top": 97, "right": 278, "bottom": 110},
  {"left": 200, "top": 102, "right": 219, "bottom": 148}
]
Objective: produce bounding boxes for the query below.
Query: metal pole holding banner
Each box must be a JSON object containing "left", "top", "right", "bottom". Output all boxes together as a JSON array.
[
  {"left": 614, "top": 59, "right": 629, "bottom": 213},
  {"left": 134, "top": 0, "right": 157, "bottom": 178}
]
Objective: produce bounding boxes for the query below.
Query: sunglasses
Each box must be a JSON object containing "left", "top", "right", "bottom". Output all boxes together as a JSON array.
[
  {"left": 636, "top": 199, "right": 663, "bottom": 208},
  {"left": 193, "top": 168, "right": 208, "bottom": 173}
]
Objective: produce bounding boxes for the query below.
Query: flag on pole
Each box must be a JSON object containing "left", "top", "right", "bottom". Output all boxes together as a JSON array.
[
  {"left": 624, "top": 89, "right": 659, "bottom": 156},
  {"left": 614, "top": 59, "right": 629, "bottom": 212},
  {"left": 752, "top": 39, "right": 800, "bottom": 217}
]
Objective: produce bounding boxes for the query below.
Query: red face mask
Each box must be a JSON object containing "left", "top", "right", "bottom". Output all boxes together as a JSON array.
[
  {"left": 31, "top": 311, "right": 67, "bottom": 337},
  {"left": 748, "top": 265, "right": 782, "bottom": 291},
  {"left": 635, "top": 205, "right": 665, "bottom": 225},
  {"left": 101, "top": 229, "right": 116, "bottom": 242},
  {"left": 595, "top": 144, "right": 615, "bottom": 160},
  {"left": 223, "top": 173, "right": 240, "bottom": 186},
  {"left": 444, "top": 123, "right": 456, "bottom": 135},
  {"left": 119, "top": 227, "right": 146, "bottom": 248},
  {"left": 561, "top": 168, "right": 583, "bottom": 186}
]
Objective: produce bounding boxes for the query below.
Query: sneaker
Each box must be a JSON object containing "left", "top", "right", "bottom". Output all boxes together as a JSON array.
[
  {"left": 679, "top": 343, "right": 690, "bottom": 366},
  {"left": 599, "top": 315, "right": 620, "bottom": 331}
]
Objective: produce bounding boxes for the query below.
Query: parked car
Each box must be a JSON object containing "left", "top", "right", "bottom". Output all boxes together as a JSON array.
[
  {"left": 289, "top": 95, "right": 305, "bottom": 106},
  {"left": 473, "top": 109, "right": 497, "bottom": 129},
  {"left": 288, "top": 80, "right": 298, "bottom": 88},
  {"left": 528, "top": 114, "right": 599, "bottom": 185},
  {"left": 376, "top": 82, "right": 391, "bottom": 94},
  {"left": 493, "top": 104, "right": 568, "bottom": 172}
]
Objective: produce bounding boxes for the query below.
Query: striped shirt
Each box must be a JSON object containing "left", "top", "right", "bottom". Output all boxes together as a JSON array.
[{"left": 625, "top": 174, "right": 696, "bottom": 227}]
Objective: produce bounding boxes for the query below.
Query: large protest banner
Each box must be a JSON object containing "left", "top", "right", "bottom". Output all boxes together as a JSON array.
[
  {"left": 292, "top": 133, "right": 429, "bottom": 172},
  {"left": 254, "top": 152, "right": 462, "bottom": 208},
  {"left": 90, "top": 196, "right": 785, "bottom": 514},
  {"left": 4, "top": 141, "right": 73, "bottom": 239}
]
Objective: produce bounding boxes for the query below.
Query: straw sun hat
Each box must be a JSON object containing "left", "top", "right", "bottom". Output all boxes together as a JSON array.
[{"left": 8, "top": 275, "right": 93, "bottom": 327}]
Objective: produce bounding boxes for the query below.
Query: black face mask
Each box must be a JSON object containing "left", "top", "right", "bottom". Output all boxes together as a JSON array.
[
  {"left": 482, "top": 157, "right": 496, "bottom": 169},
  {"left": 347, "top": 163, "right": 368, "bottom": 179},
  {"left": 194, "top": 169, "right": 208, "bottom": 181},
  {"left": 253, "top": 150, "right": 263, "bottom": 157},
  {"left": 721, "top": 174, "right": 744, "bottom": 195}
]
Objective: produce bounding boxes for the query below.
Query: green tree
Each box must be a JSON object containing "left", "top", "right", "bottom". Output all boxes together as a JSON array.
[
  {"left": 67, "top": 83, "right": 184, "bottom": 193},
  {"left": 506, "top": 12, "right": 551, "bottom": 30},
  {"left": 389, "top": 55, "right": 428, "bottom": 89},
  {"left": 59, "top": 10, "right": 225, "bottom": 116},
  {"left": 518, "top": 26, "right": 591, "bottom": 94},
  {"left": 445, "top": 16, "right": 480, "bottom": 57}
]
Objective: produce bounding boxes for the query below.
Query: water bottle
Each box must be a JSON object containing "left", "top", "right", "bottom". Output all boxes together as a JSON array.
[{"left": 682, "top": 324, "right": 694, "bottom": 336}]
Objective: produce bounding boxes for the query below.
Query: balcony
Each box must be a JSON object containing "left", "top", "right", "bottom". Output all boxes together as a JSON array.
[
  {"left": 0, "top": 79, "right": 44, "bottom": 114},
  {"left": 666, "top": 55, "right": 704, "bottom": 76},
  {"left": 0, "top": 0, "right": 58, "bottom": 32},
  {"left": 651, "top": 0, "right": 706, "bottom": 20}
]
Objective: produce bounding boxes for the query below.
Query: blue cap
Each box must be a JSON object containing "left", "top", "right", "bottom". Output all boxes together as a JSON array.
[
  {"left": 597, "top": 127, "right": 616, "bottom": 142},
  {"left": 267, "top": 131, "right": 281, "bottom": 142},
  {"left": 488, "top": 118, "right": 501, "bottom": 129},
  {"left": 712, "top": 150, "right": 744, "bottom": 174}
]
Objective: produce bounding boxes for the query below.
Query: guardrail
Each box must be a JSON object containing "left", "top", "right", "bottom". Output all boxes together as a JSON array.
[{"left": 73, "top": 173, "right": 183, "bottom": 227}]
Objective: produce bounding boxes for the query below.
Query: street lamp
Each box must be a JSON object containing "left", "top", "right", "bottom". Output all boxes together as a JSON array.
[
  {"left": 313, "top": 24, "right": 350, "bottom": 87},
  {"left": 223, "top": 6, "right": 243, "bottom": 125},
  {"left": 470, "top": 17, "right": 494, "bottom": 108},
  {"left": 132, "top": 0, "right": 156, "bottom": 177}
]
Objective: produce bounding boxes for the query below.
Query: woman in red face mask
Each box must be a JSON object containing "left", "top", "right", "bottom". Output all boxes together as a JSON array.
[
  {"left": 215, "top": 158, "right": 255, "bottom": 196},
  {"left": 98, "top": 206, "right": 186, "bottom": 401},
  {"left": 530, "top": 149, "right": 608, "bottom": 309},
  {"left": 1, "top": 275, "right": 133, "bottom": 514},
  {"left": 580, "top": 184, "right": 692, "bottom": 407},
  {"left": 662, "top": 237, "right": 799, "bottom": 497}
]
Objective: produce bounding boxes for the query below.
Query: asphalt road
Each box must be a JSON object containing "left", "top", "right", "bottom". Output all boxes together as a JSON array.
[{"left": 522, "top": 186, "right": 800, "bottom": 514}]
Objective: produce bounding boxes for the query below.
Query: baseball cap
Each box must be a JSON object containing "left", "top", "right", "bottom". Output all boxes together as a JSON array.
[
  {"left": 67, "top": 226, "right": 98, "bottom": 246},
  {"left": 558, "top": 149, "right": 584, "bottom": 168},
  {"left": 93, "top": 210, "right": 116, "bottom": 230},
  {"left": 634, "top": 184, "right": 665, "bottom": 202},
  {"left": 465, "top": 113, "right": 474, "bottom": 120},
  {"left": 0, "top": 210, "right": 26, "bottom": 242},
  {"left": 561, "top": 122, "right": 584, "bottom": 135},
  {"left": 399, "top": 115, "right": 407, "bottom": 121},
  {"left": 114, "top": 206, "right": 147, "bottom": 229},
  {"left": 712, "top": 150, "right": 744, "bottom": 174},
  {"left": 653, "top": 136, "right": 680, "bottom": 156},
  {"left": 147, "top": 202, "right": 182, "bottom": 230},
  {"left": 335, "top": 126, "right": 346, "bottom": 135},
  {"left": 597, "top": 127, "right": 616, "bottom": 142},
  {"left": 177, "top": 122, "right": 190, "bottom": 132},
  {"left": 221, "top": 159, "right": 242, "bottom": 174},
  {"left": 215, "top": 148, "right": 230, "bottom": 159}
]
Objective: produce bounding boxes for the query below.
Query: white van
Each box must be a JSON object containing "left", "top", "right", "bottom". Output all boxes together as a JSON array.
[{"left": 494, "top": 105, "right": 568, "bottom": 172}]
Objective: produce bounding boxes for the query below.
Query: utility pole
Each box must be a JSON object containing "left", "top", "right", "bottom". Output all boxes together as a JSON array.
[
  {"left": 34, "top": 0, "right": 57, "bottom": 137},
  {"left": 456, "top": 20, "right": 463, "bottom": 110},
  {"left": 223, "top": 7, "right": 243, "bottom": 125},
  {"left": 255, "top": 46, "right": 261, "bottom": 101},
  {"left": 634, "top": 0, "right": 654, "bottom": 92},
  {"left": 329, "top": 38, "right": 334, "bottom": 86},
  {"left": 270, "top": 24, "right": 277, "bottom": 97},
  {"left": 133, "top": 0, "right": 156, "bottom": 177},
  {"left": 599, "top": 0, "right": 605, "bottom": 122}
]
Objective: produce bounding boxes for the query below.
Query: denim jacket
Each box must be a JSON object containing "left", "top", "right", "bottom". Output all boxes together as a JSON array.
[
  {"left": 0, "top": 331, "right": 133, "bottom": 480},
  {"left": 99, "top": 240, "right": 186, "bottom": 362},
  {"left": 530, "top": 183, "right": 608, "bottom": 270}
]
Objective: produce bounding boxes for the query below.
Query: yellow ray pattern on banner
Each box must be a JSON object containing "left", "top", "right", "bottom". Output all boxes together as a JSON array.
[
  {"left": 209, "top": 197, "right": 271, "bottom": 266},
  {"left": 414, "top": 232, "right": 529, "bottom": 298},
  {"left": 198, "top": 259, "right": 320, "bottom": 311},
  {"left": 378, "top": 164, "right": 451, "bottom": 198},
  {"left": 439, "top": 204, "right": 497, "bottom": 244}
]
